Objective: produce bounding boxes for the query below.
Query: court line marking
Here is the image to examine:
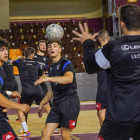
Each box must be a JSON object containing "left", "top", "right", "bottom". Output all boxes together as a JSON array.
[
  {"left": 31, "top": 102, "right": 95, "bottom": 108},
  {"left": 30, "top": 132, "right": 98, "bottom": 137}
]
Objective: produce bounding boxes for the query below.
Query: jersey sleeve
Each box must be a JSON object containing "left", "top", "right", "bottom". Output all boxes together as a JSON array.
[
  {"left": 44, "top": 59, "right": 49, "bottom": 72},
  {"left": 62, "top": 60, "right": 73, "bottom": 75},
  {"left": 12, "top": 59, "right": 19, "bottom": 66},
  {"left": 83, "top": 39, "right": 112, "bottom": 74},
  {"left": 38, "top": 65, "right": 43, "bottom": 76},
  {"left": 0, "top": 75, "right": 4, "bottom": 92}
]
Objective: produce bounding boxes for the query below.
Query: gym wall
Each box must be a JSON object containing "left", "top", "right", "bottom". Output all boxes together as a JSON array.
[
  {"left": 9, "top": 0, "right": 102, "bottom": 19},
  {"left": 15, "top": 73, "right": 98, "bottom": 101}
]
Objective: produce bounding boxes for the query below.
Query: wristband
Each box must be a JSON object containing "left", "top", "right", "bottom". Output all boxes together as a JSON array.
[{"left": 6, "top": 91, "right": 12, "bottom": 96}]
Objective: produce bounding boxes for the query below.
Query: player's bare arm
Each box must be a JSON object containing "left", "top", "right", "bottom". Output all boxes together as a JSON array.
[
  {"left": 38, "top": 87, "right": 53, "bottom": 117},
  {"left": 34, "top": 71, "right": 73, "bottom": 86},
  {"left": 0, "top": 93, "right": 30, "bottom": 114}
]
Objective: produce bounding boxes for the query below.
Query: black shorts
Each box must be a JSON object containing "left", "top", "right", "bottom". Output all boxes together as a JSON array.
[
  {"left": 98, "top": 119, "right": 140, "bottom": 140},
  {"left": 96, "top": 91, "right": 107, "bottom": 110},
  {"left": 7, "top": 81, "right": 19, "bottom": 92},
  {"left": 46, "top": 95, "right": 80, "bottom": 129},
  {"left": 20, "top": 90, "right": 45, "bottom": 106},
  {"left": 40, "top": 83, "right": 48, "bottom": 95},
  {"left": 0, "top": 113, "right": 18, "bottom": 140}
]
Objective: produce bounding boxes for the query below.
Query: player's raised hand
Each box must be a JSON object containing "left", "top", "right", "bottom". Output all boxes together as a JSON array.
[
  {"left": 34, "top": 74, "right": 49, "bottom": 86},
  {"left": 10, "top": 91, "right": 21, "bottom": 99},
  {"left": 18, "top": 104, "right": 30, "bottom": 114},
  {"left": 72, "top": 23, "right": 99, "bottom": 44},
  {"left": 38, "top": 104, "right": 44, "bottom": 118}
]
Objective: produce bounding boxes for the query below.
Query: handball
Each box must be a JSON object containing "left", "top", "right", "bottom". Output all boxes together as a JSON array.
[{"left": 46, "top": 24, "right": 64, "bottom": 42}]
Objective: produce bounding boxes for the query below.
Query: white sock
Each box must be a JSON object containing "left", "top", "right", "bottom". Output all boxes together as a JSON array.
[
  {"left": 19, "top": 128, "right": 24, "bottom": 133},
  {"left": 21, "top": 121, "right": 28, "bottom": 132}
]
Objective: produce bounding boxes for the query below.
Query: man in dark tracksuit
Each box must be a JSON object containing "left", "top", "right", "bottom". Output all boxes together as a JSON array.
[{"left": 72, "top": 4, "right": 140, "bottom": 140}]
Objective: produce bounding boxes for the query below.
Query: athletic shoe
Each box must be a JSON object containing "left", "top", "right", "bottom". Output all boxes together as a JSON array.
[
  {"left": 16, "top": 118, "right": 20, "bottom": 122},
  {"left": 54, "top": 128, "right": 60, "bottom": 134},
  {"left": 18, "top": 129, "right": 30, "bottom": 137},
  {"left": 58, "top": 128, "right": 61, "bottom": 133},
  {"left": 22, "top": 131, "right": 30, "bottom": 137}
]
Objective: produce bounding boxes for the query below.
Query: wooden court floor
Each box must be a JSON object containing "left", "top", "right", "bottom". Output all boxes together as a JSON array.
[{"left": 8, "top": 101, "right": 101, "bottom": 139}]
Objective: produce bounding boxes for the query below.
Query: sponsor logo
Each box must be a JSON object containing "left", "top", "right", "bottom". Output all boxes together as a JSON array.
[
  {"left": 34, "top": 55, "right": 37, "bottom": 58},
  {"left": 56, "top": 64, "right": 60, "bottom": 70},
  {"left": 6, "top": 135, "right": 12, "bottom": 140},
  {"left": 96, "top": 103, "right": 101, "bottom": 110},
  {"left": 121, "top": 45, "right": 140, "bottom": 51},
  {"left": 69, "top": 120, "right": 76, "bottom": 129},
  {"left": 43, "top": 58, "right": 46, "bottom": 61},
  {"left": 131, "top": 54, "right": 140, "bottom": 59},
  {"left": 2, "top": 131, "right": 15, "bottom": 140}
]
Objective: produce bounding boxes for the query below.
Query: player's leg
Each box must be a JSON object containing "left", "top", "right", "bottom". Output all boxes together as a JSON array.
[
  {"left": 60, "top": 95, "right": 80, "bottom": 138},
  {"left": 41, "top": 123, "right": 59, "bottom": 140},
  {"left": 98, "top": 119, "right": 133, "bottom": 140},
  {"left": 96, "top": 90, "right": 107, "bottom": 126},
  {"left": 61, "top": 128, "right": 73, "bottom": 140},
  {"left": 97, "top": 109, "right": 106, "bottom": 125},
  {"left": 42, "top": 104, "right": 61, "bottom": 139},
  {"left": 18, "top": 92, "right": 32, "bottom": 137},
  {"left": 17, "top": 110, "right": 30, "bottom": 137}
]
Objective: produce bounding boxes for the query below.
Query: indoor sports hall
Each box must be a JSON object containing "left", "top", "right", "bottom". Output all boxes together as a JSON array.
[{"left": 0, "top": 0, "right": 139, "bottom": 140}]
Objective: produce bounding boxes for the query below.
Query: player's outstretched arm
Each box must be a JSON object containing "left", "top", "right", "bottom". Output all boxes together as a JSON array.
[
  {"left": 34, "top": 72, "right": 73, "bottom": 86},
  {"left": 72, "top": 23, "right": 110, "bottom": 74},
  {"left": 0, "top": 93, "right": 30, "bottom": 114},
  {"left": 38, "top": 87, "right": 53, "bottom": 117}
]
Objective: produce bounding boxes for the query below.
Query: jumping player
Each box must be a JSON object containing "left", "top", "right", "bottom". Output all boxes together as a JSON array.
[
  {"left": 72, "top": 4, "right": 140, "bottom": 140},
  {"left": 34, "top": 41, "right": 80, "bottom": 140},
  {"left": 96, "top": 29, "right": 110, "bottom": 125}
]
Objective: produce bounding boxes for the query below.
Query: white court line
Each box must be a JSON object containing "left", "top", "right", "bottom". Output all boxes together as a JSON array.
[
  {"left": 30, "top": 132, "right": 98, "bottom": 137},
  {"left": 31, "top": 102, "right": 95, "bottom": 108}
]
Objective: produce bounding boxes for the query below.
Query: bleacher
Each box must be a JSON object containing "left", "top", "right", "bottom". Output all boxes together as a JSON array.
[{"left": 0, "top": 19, "right": 99, "bottom": 74}]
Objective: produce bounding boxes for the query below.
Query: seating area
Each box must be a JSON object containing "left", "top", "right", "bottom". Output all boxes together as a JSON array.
[{"left": 0, "top": 19, "right": 98, "bottom": 74}]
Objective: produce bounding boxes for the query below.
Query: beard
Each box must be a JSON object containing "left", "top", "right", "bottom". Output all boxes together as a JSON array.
[{"left": 39, "top": 48, "right": 46, "bottom": 53}]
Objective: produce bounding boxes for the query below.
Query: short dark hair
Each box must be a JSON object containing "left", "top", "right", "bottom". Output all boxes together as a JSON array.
[
  {"left": 37, "top": 40, "right": 46, "bottom": 47},
  {"left": 0, "top": 38, "right": 9, "bottom": 48},
  {"left": 47, "top": 40, "right": 62, "bottom": 46},
  {"left": 98, "top": 29, "right": 109, "bottom": 41},
  {"left": 119, "top": 4, "right": 140, "bottom": 31},
  {"left": 24, "top": 47, "right": 35, "bottom": 58}
]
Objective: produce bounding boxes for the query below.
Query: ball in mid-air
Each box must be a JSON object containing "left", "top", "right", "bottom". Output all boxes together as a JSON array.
[{"left": 46, "top": 24, "right": 64, "bottom": 42}]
